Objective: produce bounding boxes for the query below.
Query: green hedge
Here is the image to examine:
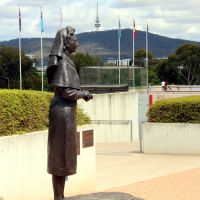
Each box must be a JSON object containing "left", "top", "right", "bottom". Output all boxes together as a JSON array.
[
  {"left": 0, "top": 89, "right": 91, "bottom": 136},
  {"left": 147, "top": 96, "right": 200, "bottom": 123}
]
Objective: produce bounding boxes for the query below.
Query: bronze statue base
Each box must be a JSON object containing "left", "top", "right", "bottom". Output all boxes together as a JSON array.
[{"left": 65, "top": 192, "right": 136, "bottom": 200}]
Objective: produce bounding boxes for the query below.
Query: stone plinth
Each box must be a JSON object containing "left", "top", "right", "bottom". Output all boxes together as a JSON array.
[{"left": 66, "top": 192, "right": 134, "bottom": 200}]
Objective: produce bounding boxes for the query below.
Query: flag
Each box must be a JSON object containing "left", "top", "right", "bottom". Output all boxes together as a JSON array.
[
  {"left": 147, "top": 22, "right": 149, "bottom": 33},
  {"left": 40, "top": 10, "right": 44, "bottom": 32},
  {"left": 118, "top": 18, "right": 121, "bottom": 39},
  {"left": 133, "top": 19, "right": 136, "bottom": 40},
  {"left": 19, "top": 7, "right": 21, "bottom": 32}
]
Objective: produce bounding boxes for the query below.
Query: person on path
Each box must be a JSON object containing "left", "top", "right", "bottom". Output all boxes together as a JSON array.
[{"left": 161, "top": 80, "right": 165, "bottom": 91}]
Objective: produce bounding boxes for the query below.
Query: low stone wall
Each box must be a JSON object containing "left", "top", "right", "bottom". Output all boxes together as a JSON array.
[
  {"left": 79, "top": 91, "right": 149, "bottom": 141},
  {"left": 142, "top": 123, "right": 200, "bottom": 154},
  {"left": 0, "top": 125, "right": 95, "bottom": 200}
]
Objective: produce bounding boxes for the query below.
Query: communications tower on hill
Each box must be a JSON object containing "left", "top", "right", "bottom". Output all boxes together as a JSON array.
[{"left": 95, "top": 0, "right": 101, "bottom": 31}]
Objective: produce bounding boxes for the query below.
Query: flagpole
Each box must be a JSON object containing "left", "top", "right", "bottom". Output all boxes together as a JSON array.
[
  {"left": 19, "top": 31, "right": 22, "bottom": 90},
  {"left": 40, "top": 7, "right": 44, "bottom": 91},
  {"left": 146, "top": 22, "right": 149, "bottom": 93},
  {"left": 18, "top": 6, "right": 22, "bottom": 90},
  {"left": 118, "top": 34, "right": 121, "bottom": 85},
  {"left": 60, "top": 8, "right": 62, "bottom": 29},
  {"left": 132, "top": 18, "right": 135, "bottom": 66},
  {"left": 118, "top": 17, "right": 121, "bottom": 85},
  {"left": 41, "top": 32, "right": 43, "bottom": 91}
]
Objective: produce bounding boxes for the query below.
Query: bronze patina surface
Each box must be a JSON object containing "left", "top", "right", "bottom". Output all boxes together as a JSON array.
[{"left": 47, "top": 26, "right": 93, "bottom": 200}]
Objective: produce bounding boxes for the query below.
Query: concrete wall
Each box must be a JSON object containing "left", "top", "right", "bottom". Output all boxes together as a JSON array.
[
  {"left": 79, "top": 91, "right": 149, "bottom": 142},
  {"left": 0, "top": 125, "right": 95, "bottom": 200},
  {"left": 142, "top": 123, "right": 200, "bottom": 154}
]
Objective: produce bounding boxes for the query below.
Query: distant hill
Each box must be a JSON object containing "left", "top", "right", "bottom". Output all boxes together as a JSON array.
[{"left": 0, "top": 28, "right": 199, "bottom": 65}]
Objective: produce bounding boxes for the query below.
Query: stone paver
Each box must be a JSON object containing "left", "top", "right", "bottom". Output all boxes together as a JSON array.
[
  {"left": 92, "top": 142, "right": 200, "bottom": 200},
  {"left": 96, "top": 142, "right": 200, "bottom": 191},
  {"left": 68, "top": 142, "right": 200, "bottom": 200},
  {"left": 106, "top": 167, "right": 200, "bottom": 200}
]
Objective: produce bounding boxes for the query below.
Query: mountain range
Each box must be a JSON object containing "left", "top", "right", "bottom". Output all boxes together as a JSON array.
[{"left": 0, "top": 28, "right": 198, "bottom": 65}]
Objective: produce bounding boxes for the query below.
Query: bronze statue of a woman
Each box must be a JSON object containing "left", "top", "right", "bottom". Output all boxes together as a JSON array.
[{"left": 47, "top": 26, "right": 92, "bottom": 200}]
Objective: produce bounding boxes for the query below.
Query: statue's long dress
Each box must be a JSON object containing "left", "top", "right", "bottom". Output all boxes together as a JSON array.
[
  {"left": 47, "top": 54, "right": 82, "bottom": 176},
  {"left": 48, "top": 88, "right": 77, "bottom": 176}
]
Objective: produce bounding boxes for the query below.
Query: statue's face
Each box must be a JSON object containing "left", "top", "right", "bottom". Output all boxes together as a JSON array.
[{"left": 67, "top": 35, "right": 79, "bottom": 54}]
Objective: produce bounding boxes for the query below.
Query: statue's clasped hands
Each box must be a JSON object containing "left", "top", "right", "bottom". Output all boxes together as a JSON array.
[{"left": 82, "top": 91, "right": 93, "bottom": 102}]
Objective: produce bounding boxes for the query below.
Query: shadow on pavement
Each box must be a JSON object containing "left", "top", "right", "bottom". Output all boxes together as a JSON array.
[{"left": 65, "top": 192, "right": 144, "bottom": 200}]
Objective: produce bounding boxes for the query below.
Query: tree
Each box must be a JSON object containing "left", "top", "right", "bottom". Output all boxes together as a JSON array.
[
  {"left": 150, "top": 43, "right": 200, "bottom": 85},
  {"left": 156, "top": 59, "right": 179, "bottom": 84},
  {"left": 135, "top": 48, "right": 153, "bottom": 67},
  {"left": 71, "top": 52, "right": 104, "bottom": 74},
  {"left": 175, "top": 43, "right": 200, "bottom": 85},
  {"left": 148, "top": 64, "right": 161, "bottom": 85},
  {"left": 0, "top": 46, "right": 41, "bottom": 89}
]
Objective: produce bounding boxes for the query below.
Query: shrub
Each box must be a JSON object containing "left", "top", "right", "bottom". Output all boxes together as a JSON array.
[
  {"left": 0, "top": 89, "right": 91, "bottom": 136},
  {"left": 147, "top": 96, "right": 200, "bottom": 123}
]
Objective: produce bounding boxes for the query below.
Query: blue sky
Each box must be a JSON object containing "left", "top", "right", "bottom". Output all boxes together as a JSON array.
[{"left": 0, "top": 0, "right": 200, "bottom": 42}]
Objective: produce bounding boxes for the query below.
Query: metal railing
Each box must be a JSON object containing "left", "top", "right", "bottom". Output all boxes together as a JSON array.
[
  {"left": 149, "top": 85, "right": 200, "bottom": 93},
  {"left": 92, "top": 120, "right": 133, "bottom": 142}
]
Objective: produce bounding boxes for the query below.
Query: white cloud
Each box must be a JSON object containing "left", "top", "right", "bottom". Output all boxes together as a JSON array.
[
  {"left": 0, "top": 0, "right": 200, "bottom": 42},
  {"left": 111, "top": 0, "right": 200, "bottom": 10}
]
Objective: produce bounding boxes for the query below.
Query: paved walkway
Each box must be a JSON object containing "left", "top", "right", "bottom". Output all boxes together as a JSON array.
[
  {"left": 95, "top": 142, "right": 200, "bottom": 200},
  {"left": 106, "top": 168, "right": 200, "bottom": 200}
]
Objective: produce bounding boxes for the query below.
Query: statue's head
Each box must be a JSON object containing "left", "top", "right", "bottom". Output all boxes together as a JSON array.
[
  {"left": 63, "top": 26, "right": 79, "bottom": 54},
  {"left": 50, "top": 26, "right": 79, "bottom": 57}
]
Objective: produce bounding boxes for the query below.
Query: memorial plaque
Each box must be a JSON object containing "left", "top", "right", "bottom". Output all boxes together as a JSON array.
[
  {"left": 76, "top": 132, "right": 80, "bottom": 155},
  {"left": 82, "top": 130, "right": 94, "bottom": 148}
]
